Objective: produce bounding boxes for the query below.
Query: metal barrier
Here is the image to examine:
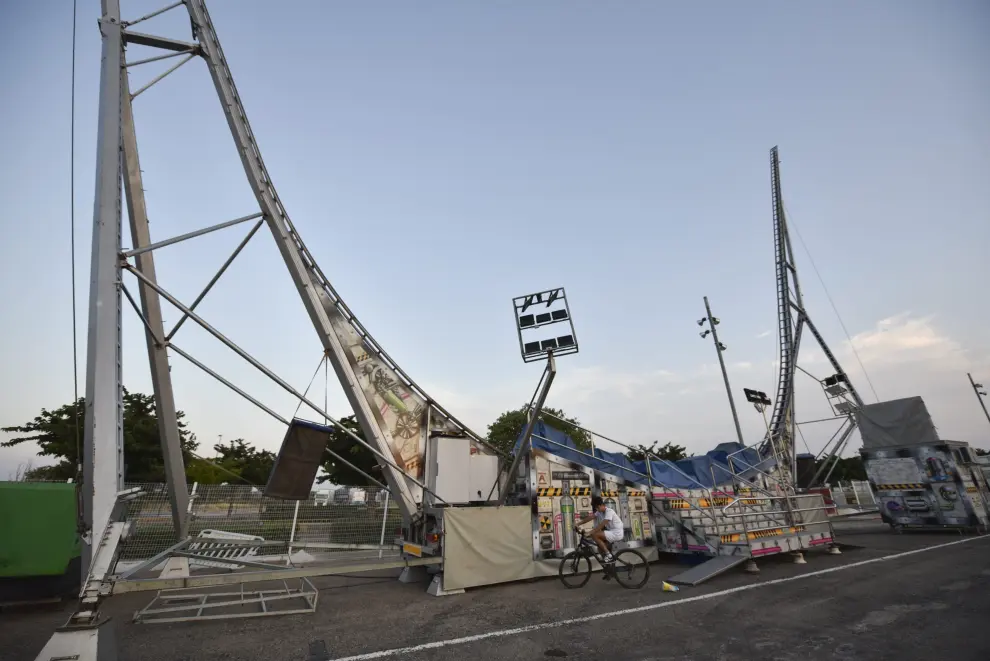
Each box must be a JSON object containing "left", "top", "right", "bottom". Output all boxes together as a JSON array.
[{"left": 120, "top": 482, "right": 400, "bottom": 563}]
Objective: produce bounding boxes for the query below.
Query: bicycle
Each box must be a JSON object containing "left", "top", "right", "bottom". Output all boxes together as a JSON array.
[{"left": 557, "top": 529, "right": 650, "bottom": 589}]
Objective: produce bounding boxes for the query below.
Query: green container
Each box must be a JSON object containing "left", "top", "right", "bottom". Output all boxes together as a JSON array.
[{"left": 0, "top": 482, "right": 80, "bottom": 578}]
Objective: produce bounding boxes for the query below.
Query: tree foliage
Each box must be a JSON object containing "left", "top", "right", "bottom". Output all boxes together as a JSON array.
[
  {"left": 318, "top": 415, "right": 382, "bottom": 487},
  {"left": 1, "top": 390, "right": 199, "bottom": 482},
  {"left": 975, "top": 447, "right": 989, "bottom": 457},
  {"left": 816, "top": 456, "right": 867, "bottom": 483},
  {"left": 486, "top": 406, "right": 592, "bottom": 457},
  {"left": 186, "top": 439, "right": 277, "bottom": 485},
  {"left": 2, "top": 391, "right": 280, "bottom": 486},
  {"left": 625, "top": 441, "right": 688, "bottom": 463}
]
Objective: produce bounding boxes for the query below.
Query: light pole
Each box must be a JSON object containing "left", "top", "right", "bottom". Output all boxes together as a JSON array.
[
  {"left": 698, "top": 296, "right": 745, "bottom": 447},
  {"left": 497, "top": 287, "right": 579, "bottom": 506},
  {"left": 968, "top": 373, "right": 990, "bottom": 428}
]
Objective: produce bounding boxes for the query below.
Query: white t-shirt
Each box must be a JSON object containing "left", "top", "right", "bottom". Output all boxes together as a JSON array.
[{"left": 596, "top": 507, "right": 623, "bottom": 535}]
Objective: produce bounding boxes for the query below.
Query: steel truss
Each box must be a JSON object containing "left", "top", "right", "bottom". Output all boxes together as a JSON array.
[
  {"left": 82, "top": 0, "right": 499, "bottom": 565},
  {"left": 762, "top": 146, "right": 865, "bottom": 487},
  {"left": 45, "top": 1, "right": 500, "bottom": 656}
]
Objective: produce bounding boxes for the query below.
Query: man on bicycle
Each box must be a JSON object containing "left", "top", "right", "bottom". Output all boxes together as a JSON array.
[{"left": 576, "top": 495, "right": 624, "bottom": 563}]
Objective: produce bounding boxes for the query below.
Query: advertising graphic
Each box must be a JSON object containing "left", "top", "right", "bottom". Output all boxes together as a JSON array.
[{"left": 320, "top": 295, "right": 485, "bottom": 481}]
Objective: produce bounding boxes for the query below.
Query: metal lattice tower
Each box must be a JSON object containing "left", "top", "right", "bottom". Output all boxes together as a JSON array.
[
  {"left": 81, "top": 0, "right": 494, "bottom": 571},
  {"left": 762, "top": 146, "right": 865, "bottom": 487}
]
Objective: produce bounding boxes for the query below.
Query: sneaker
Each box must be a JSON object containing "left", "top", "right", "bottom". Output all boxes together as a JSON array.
[{"left": 603, "top": 553, "right": 614, "bottom": 563}]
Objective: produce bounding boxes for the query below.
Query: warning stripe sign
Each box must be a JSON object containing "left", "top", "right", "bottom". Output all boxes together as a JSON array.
[
  {"left": 876, "top": 483, "right": 925, "bottom": 490},
  {"left": 536, "top": 487, "right": 591, "bottom": 497}
]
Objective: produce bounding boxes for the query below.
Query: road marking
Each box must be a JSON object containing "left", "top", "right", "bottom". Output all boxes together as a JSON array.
[{"left": 329, "top": 534, "right": 989, "bottom": 661}]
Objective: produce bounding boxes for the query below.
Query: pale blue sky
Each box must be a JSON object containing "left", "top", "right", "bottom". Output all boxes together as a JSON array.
[{"left": 2, "top": 0, "right": 989, "bottom": 477}]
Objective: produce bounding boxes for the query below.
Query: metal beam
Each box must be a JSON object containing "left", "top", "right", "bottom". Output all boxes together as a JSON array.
[
  {"left": 122, "top": 212, "right": 262, "bottom": 257},
  {"left": 112, "top": 556, "right": 443, "bottom": 594},
  {"left": 122, "top": 29, "right": 199, "bottom": 53},
  {"left": 185, "top": 0, "right": 421, "bottom": 520},
  {"left": 498, "top": 352, "right": 556, "bottom": 505},
  {"left": 121, "top": 74, "right": 190, "bottom": 539},
  {"left": 82, "top": 0, "right": 125, "bottom": 576},
  {"left": 122, "top": 265, "right": 444, "bottom": 504}
]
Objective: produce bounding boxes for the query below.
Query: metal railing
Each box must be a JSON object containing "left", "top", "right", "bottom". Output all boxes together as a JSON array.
[{"left": 118, "top": 482, "right": 400, "bottom": 562}]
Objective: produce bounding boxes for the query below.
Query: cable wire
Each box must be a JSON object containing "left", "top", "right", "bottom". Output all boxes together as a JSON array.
[
  {"left": 70, "top": 0, "right": 82, "bottom": 477},
  {"left": 782, "top": 200, "right": 880, "bottom": 403}
]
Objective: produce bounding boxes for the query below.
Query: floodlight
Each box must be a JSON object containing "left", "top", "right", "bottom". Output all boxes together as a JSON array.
[
  {"left": 513, "top": 287, "right": 579, "bottom": 363},
  {"left": 743, "top": 388, "right": 771, "bottom": 406},
  {"left": 717, "top": 342, "right": 727, "bottom": 351},
  {"left": 697, "top": 318, "right": 706, "bottom": 326},
  {"left": 700, "top": 330, "right": 711, "bottom": 339}
]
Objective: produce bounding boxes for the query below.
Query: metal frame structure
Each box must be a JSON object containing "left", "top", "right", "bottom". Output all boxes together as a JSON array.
[
  {"left": 40, "top": 1, "right": 509, "bottom": 657},
  {"left": 763, "top": 146, "right": 864, "bottom": 487},
  {"left": 82, "top": 0, "right": 503, "bottom": 571}
]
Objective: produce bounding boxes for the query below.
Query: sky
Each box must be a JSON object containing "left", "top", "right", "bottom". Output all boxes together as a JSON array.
[{"left": 1, "top": 0, "right": 989, "bottom": 480}]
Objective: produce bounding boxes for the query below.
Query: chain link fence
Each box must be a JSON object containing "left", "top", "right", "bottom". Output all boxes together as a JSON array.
[{"left": 119, "top": 482, "right": 402, "bottom": 563}]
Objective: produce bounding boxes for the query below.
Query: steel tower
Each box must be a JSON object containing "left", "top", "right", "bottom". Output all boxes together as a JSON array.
[{"left": 763, "top": 146, "right": 864, "bottom": 486}]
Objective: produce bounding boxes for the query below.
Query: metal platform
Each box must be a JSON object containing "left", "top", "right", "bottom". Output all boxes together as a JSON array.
[{"left": 666, "top": 554, "right": 749, "bottom": 586}]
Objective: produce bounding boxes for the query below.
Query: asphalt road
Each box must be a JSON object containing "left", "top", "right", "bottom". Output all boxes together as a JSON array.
[{"left": 4, "top": 522, "right": 989, "bottom": 661}]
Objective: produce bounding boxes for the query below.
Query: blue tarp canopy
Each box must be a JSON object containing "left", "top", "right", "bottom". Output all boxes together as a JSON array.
[{"left": 513, "top": 421, "right": 773, "bottom": 490}]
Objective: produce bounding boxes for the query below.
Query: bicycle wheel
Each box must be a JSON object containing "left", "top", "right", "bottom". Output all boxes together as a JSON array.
[
  {"left": 558, "top": 550, "right": 592, "bottom": 588},
  {"left": 612, "top": 549, "right": 650, "bottom": 589}
]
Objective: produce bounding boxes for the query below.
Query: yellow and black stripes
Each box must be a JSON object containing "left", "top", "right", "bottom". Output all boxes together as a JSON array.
[
  {"left": 536, "top": 487, "right": 591, "bottom": 497},
  {"left": 599, "top": 489, "right": 647, "bottom": 498},
  {"left": 876, "top": 483, "right": 925, "bottom": 490},
  {"left": 628, "top": 490, "right": 647, "bottom": 497},
  {"left": 698, "top": 497, "right": 733, "bottom": 508}
]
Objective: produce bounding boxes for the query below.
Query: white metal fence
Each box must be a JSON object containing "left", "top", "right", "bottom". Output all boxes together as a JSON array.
[
  {"left": 829, "top": 480, "right": 877, "bottom": 508},
  {"left": 120, "top": 482, "right": 401, "bottom": 562}
]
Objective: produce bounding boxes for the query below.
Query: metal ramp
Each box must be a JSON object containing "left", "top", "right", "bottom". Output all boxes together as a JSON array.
[{"left": 667, "top": 555, "right": 749, "bottom": 587}]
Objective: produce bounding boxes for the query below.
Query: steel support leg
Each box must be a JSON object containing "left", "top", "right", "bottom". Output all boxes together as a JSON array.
[
  {"left": 82, "top": 0, "right": 125, "bottom": 575},
  {"left": 121, "top": 73, "right": 190, "bottom": 538}
]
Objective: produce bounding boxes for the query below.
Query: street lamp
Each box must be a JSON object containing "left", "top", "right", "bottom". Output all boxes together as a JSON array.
[
  {"left": 699, "top": 296, "right": 745, "bottom": 447},
  {"left": 967, "top": 373, "right": 990, "bottom": 428}
]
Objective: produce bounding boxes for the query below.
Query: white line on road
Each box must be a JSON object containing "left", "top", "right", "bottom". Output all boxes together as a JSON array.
[{"left": 329, "top": 534, "right": 990, "bottom": 660}]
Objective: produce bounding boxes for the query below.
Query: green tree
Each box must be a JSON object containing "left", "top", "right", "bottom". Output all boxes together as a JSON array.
[
  {"left": 816, "top": 456, "right": 867, "bottom": 483},
  {"left": 318, "top": 415, "right": 383, "bottom": 486},
  {"left": 1, "top": 390, "right": 199, "bottom": 482},
  {"left": 486, "top": 406, "right": 592, "bottom": 457},
  {"left": 625, "top": 441, "right": 688, "bottom": 463},
  {"left": 975, "top": 447, "right": 988, "bottom": 457},
  {"left": 186, "top": 439, "right": 276, "bottom": 485}
]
